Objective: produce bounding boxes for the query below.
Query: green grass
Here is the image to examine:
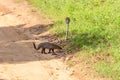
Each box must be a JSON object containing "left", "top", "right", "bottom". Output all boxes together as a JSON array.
[
  {"left": 26, "top": 0, "right": 120, "bottom": 79},
  {"left": 95, "top": 61, "right": 120, "bottom": 80}
]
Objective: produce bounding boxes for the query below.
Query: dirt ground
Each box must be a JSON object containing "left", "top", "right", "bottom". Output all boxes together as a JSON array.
[
  {"left": 0, "top": 0, "right": 111, "bottom": 80},
  {"left": 0, "top": 0, "right": 77, "bottom": 80}
]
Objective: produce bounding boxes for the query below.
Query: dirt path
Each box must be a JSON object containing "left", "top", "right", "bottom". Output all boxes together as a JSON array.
[{"left": 0, "top": 0, "right": 77, "bottom": 80}]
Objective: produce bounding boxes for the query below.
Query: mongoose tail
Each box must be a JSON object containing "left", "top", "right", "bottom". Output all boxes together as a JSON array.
[{"left": 33, "top": 42, "right": 39, "bottom": 50}]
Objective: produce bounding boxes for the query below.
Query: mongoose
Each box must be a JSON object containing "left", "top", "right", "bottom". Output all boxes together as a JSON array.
[{"left": 33, "top": 42, "right": 62, "bottom": 55}]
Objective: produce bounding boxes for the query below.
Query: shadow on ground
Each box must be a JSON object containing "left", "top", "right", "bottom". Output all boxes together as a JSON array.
[
  {"left": 0, "top": 23, "right": 66, "bottom": 64},
  {"left": 54, "top": 30, "right": 109, "bottom": 55}
]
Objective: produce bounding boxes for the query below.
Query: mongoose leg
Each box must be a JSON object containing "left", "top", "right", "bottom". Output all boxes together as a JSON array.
[
  {"left": 43, "top": 48, "right": 47, "bottom": 54},
  {"left": 41, "top": 48, "right": 44, "bottom": 54},
  {"left": 52, "top": 49, "right": 57, "bottom": 55},
  {"left": 41, "top": 48, "right": 47, "bottom": 54},
  {"left": 48, "top": 49, "right": 52, "bottom": 53}
]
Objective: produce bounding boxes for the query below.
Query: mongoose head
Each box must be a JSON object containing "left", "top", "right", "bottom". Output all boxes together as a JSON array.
[
  {"left": 56, "top": 46, "right": 63, "bottom": 53},
  {"left": 56, "top": 45, "right": 62, "bottom": 49}
]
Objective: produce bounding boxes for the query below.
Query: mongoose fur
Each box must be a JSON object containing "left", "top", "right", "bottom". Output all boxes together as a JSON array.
[{"left": 33, "top": 42, "right": 62, "bottom": 55}]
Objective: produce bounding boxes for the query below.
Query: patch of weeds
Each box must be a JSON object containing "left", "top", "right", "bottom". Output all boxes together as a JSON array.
[{"left": 95, "top": 62, "right": 112, "bottom": 77}]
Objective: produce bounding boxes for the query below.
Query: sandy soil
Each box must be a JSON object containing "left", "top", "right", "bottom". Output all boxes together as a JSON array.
[{"left": 0, "top": 0, "right": 77, "bottom": 80}]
